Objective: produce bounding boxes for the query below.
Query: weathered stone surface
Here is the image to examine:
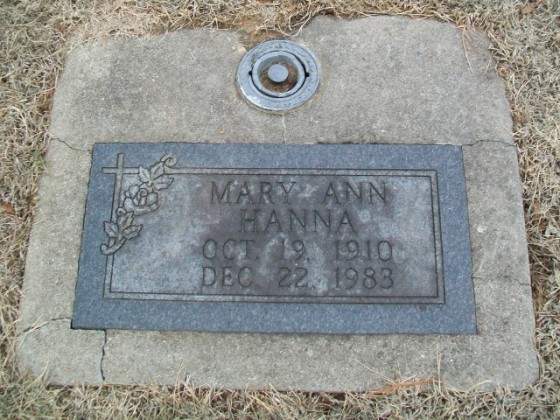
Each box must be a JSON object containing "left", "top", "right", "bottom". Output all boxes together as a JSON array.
[
  {"left": 287, "top": 17, "right": 513, "bottom": 145},
  {"left": 50, "top": 17, "right": 511, "bottom": 149},
  {"left": 50, "top": 31, "right": 283, "bottom": 147},
  {"left": 18, "top": 15, "right": 538, "bottom": 391},
  {"left": 102, "top": 331, "right": 439, "bottom": 390}
]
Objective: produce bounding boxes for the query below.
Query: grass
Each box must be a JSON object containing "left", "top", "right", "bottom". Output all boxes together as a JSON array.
[{"left": 1, "top": 0, "right": 559, "bottom": 417}]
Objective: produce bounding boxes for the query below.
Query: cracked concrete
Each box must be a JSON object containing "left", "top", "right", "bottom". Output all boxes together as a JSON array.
[
  {"left": 463, "top": 139, "right": 517, "bottom": 148},
  {"left": 18, "top": 16, "right": 537, "bottom": 390},
  {"left": 53, "top": 137, "right": 91, "bottom": 153},
  {"left": 17, "top": 319, "right": 105, "bottom": 384},
  {"left": 17, "top": 317, "right": 72, "bottom": 337},
  {"left": 100, "top": 331, "right": 107, "bottom": 381}
]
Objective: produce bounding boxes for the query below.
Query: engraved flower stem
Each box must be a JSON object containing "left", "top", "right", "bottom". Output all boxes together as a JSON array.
[{"left": 101, "top": 207, "right": 126, "bottom": 255}]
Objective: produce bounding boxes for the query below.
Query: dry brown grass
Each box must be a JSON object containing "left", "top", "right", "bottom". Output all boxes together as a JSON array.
[{"left": 1, "top": 0, "right": 559, "bottom": 417}]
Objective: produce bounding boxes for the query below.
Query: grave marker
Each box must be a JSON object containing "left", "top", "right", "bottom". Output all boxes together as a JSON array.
[{"left": 73, "top": 143, "right": 474, "bottom": 333}]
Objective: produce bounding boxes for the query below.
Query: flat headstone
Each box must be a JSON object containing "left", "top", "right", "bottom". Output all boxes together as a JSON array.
[
  {"left": 17, "top": 16, "right": 537, "bottom": 391},
  {"left": 72, "top": 143, "right": 474, "bottom": 334}
]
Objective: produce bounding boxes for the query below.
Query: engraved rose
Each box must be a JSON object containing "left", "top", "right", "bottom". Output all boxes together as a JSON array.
[
  {"left": 123, "top": 185, "right": 158, "bottom": 215},
  {"left": 101, "top": 153, "right": 177, "bottom": 256}
]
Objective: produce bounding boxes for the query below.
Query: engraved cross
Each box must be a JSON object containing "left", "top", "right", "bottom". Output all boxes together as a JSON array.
[{"left": 102, "top": 153, "right": 126, "bottom": 224}]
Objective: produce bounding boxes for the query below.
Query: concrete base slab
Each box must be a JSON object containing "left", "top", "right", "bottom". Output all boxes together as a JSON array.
[
  {"left": 17, "top": 320, "right": 105, "bottom": 384},
  {"left": 17, "top": 16, "right": 538, "bottom": 391}
]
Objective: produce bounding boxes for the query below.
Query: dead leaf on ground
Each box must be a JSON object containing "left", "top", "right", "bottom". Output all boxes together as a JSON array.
[
  {"left": 522, "top": 2, "right": 537, "bottom": 15},
  {"left": 0, "top": 203, "right": 15, "bottom": 215},
  {"left": 367, "top": 379, "right": 435, "bottom": 396}
]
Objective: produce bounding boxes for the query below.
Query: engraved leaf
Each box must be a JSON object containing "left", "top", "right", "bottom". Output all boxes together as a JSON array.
[
  {"left": 152, "top": 175, "right": 173, "bottom": 191},
  {"left": 104, "top": 221, "right": 119, "bottom": 238},
  {"left": 138, "top": 166, "right": 150, "bottom": 183},
  {"left": 150, "top": 161, "right": 165, "bottom": 179},
  {"left": 123, "top": 224, "right": 142, "bottom": 240},
  {"left": 137, "top": 162, "right": 172, "bottom": 191}
]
